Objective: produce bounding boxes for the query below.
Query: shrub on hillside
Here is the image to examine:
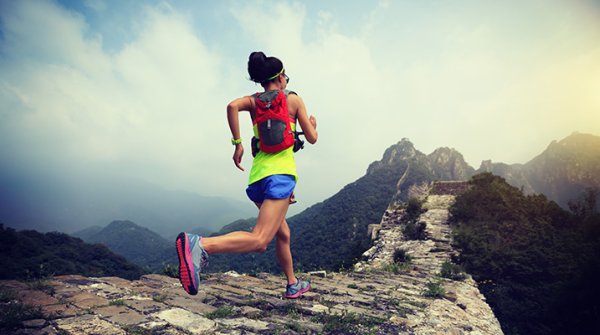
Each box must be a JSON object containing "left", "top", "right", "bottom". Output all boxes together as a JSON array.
[{"left": 450, "top": 173, "right": 600, "bottom": 335}]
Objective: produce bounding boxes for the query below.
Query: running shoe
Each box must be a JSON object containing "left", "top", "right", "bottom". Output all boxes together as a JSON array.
[
  {"left": 175, "top": 232, "right": 208, "bottom": 295},
  {"left": 285, "top": 277, "right": 311, "bottom": 299}
]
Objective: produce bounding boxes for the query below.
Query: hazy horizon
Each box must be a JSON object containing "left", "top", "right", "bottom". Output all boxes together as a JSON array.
[{"left": 1, "top": 0, "right": 599, "bottom": 231}]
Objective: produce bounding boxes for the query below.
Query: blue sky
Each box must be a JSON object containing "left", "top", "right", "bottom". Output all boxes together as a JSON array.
[{"left": 1, "top": 0, "right": 599, "bottom": 217}]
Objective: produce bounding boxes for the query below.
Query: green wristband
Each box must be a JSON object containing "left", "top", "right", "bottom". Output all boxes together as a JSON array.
[{"left": 231, "top": 138, "right": 242, "bottom": 145}]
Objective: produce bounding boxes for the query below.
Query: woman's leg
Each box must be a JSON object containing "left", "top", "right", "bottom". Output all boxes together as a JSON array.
[
  {"left": 201, "top": 198, "right": 290, "bottom": 254},
  {"left": 275, "top": 219, "right": 296, "bottom": 285}
]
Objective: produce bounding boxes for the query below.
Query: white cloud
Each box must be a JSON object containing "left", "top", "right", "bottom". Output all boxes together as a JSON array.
[
  {"left": 1, "top": 0, "right": 599, "bottom": 215},
  {"left": 0, "top": 1, "right": 241, "bottom": 199},
  {"left": 84, "top": 0, "right": 107, "bottom": 13}
]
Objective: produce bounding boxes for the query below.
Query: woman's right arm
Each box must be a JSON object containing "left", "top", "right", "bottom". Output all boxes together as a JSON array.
[
  {"left": 227, "top": 96, "right": 254, "bottom": 171},
  {"left": 290, "top": 95, "right": 318, "bottom": 144}
]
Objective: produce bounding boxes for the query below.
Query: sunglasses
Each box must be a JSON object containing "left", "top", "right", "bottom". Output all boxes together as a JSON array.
[{"left": 266, "top": 68, "right": 290, "bottom": 84}]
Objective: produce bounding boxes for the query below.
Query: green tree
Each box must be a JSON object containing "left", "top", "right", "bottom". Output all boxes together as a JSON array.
[{"left": 450, "top": 173, "right": 600, "bottom": 335}]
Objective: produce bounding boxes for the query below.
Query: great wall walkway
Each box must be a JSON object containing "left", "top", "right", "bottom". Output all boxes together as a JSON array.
[{"left": 1, "top": 182, "right": 503, "bottom": 335}]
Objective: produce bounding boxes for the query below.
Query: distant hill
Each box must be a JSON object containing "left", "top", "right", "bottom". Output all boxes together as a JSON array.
[
  {"left": 0, "top": 224, "right": 143, "bottom": 280},
  {"left": 478, "top": 132, "right": 600, "bottom": 208},
  {"left": 75, "top": 220, "right": 175, "bottom": 271},
  {"left": 525, "top": 132, "right": 600, "bottom": 208},
  {"left": 71, "top": 225, "right": 103, "bottom": 241},
  {"left": 0, "top": 172, "right": 255, "bottom": 237}
]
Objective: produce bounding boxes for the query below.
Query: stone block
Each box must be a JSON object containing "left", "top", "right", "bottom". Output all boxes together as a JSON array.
[
  {"left": 155, "top": 308, "right": 217, "bottom": 334},
  {"left": 307, "top": 270, "right": 327, "bottom": 278},
  {"left": 18, "top": 290, "right": 58, "bottom": 306},
  {"left": 211, "top": 284, "right": 253, "bottom": 296},
  {"left": 22, "top": 319, "right": 47, "bottom": 328},
  {"left": 140, "top": 274, "right": 180, "bottom": 289},
  {"left": 69, "top": 292, "right": 109, "bottom": 309},
  {"left": 55, "top": 314, "right": 126, "bottom": 335},
  {"left": 0, "top": 279, "right": 28, "bottom": 291},
  {"left": 166, "top": 295, "right": 217, "bottom": 315},
  {"left": 95, "top": 305, "right": 149, "bottom": 325},
  {"left": 304, "top": 303, "right": 329, "bottom": 314},
  {"left": 41, "top": 304, "right": 81, "bottom": 319},
  {"left": 52, "top": 286, "right": 82, "bottom": 300},
  {"left": 217, "top": 317, "right": 269, "bottom": 332},
  {"left": 239, "top": 306, "right": 261, "bottom": 318},
  {"left": 53, "top": 275, "right": 97, "bottom": 286},
  {"left": 125, "top": 298, "right": 168, "bottom": 314}
]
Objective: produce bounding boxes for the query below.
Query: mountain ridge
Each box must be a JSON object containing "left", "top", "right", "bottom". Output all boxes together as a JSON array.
[
  {"left": 0, "top": 224, "right": 143, "bottom": 280},
  {"left": 476, "top": 132, "right": 600, "bottom": 208},
  {"left": 208, "top": 132, "right": 600, "bottom": 274},
  {"left": 64, "top": 132, "right": 600, "bottom": 276},
  {"left": 75, "top": 220, "right": 176, "bottom": 271}
]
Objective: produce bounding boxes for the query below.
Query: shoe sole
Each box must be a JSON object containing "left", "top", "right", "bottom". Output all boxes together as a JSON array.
[
  {"left": 285, "top": 283, "right": 311, "bottom": 299},
  {"left": 176, "top": 232, "right": 198, "bottom": 295}
]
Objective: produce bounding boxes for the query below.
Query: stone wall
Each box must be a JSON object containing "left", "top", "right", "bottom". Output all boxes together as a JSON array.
[
  {"left": 355, "top": 182, "right": 503, "bottom": 334},
  {"left": 429, "top": 181, "right": 470, "bottom": 196},
  {"left": 0, "top": 182, "right": 503, "bottom": 335}
]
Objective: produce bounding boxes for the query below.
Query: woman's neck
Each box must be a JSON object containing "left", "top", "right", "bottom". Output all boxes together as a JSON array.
[{"left": 264, "top": 82, "right": 283, "bottom": 92}]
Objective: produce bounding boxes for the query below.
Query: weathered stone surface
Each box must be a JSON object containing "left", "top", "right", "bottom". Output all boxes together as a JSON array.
[
  {"left": 22, "top": 319, "right": 47, "bottom": 328},
  {"left": 217, "top": 317, "right": 269, "bottom": 332},
  {"left": 55, "top": 314, "right": 126, "bottom": 334},
  {"left": 125, "top": 298, "right": 168, "bottom": 314},
  {"left": 0, "top": 280, "right": 28, "bottom": 291},
  {"left": 94, "top": 305, "right": 149, "bottom": 325},
  {"left": 18, "top": 291, "right": 58, "bottom": 306},
  {"left": 53, "top": 275, "right": 97, "bottom": 286},
  {"left": 239, "top": 305, "right": 261, "bottom": 318},
  {"left": 166, "top": 295, "right": 217, "bottom": 315},
  {"left": 354, "top": 182, "right": 503, "bottom": 335},
  {"left": 5, "top": 181, "right": 503, "bottom": 334},
  {"left": 140, "top": 274, "right": 180, "bottom": 289},
  {"left": 155, "top": 307, "right": 217, "bottom": 333},
  {"left": 41, "top": 303, "right": 81, "bottom": 319},
  {"left": 68, "top": 292, "right": 108, "bottom": 309}
]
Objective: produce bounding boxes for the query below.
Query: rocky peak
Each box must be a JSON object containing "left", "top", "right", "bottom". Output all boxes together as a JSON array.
[
  {"left": 388, "top": 138, "right": 418, "bottom": 159},
  {"left": 427, "top": 147, "right": 475, "bottom": 180},
  {"left": 367, "top": 139, "right": 420, "bottom": 175}
]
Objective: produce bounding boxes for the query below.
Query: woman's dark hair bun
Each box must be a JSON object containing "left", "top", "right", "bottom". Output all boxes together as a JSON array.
[{"left": 248, "top": 51, "right": 284, "bottom": 84}]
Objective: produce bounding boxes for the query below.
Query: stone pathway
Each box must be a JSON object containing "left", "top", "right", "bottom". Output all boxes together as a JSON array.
[
  {"left": 1, "top": 182, "right": 503, "bottom": 334},
  {"left": 354, "top": 182, "right": 503, "bottom": 335}
]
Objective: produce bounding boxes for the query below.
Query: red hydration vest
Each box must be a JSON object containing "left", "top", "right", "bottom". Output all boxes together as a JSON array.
[{"left": 253, "top": 90, "right": 295, "bottom": 154}]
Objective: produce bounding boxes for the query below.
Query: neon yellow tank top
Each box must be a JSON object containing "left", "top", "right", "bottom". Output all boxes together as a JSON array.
[{"left": 248, "top": 122, "right": 298, "bottom": 185}]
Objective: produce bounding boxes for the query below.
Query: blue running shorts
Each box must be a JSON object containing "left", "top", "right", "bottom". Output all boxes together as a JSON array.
[{"left": 246, "top": 174, "right": 297, "bottom": 204}]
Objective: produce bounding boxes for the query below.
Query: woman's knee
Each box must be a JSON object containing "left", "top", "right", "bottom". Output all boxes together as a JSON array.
[
  {"left": 253, "top": 234, "right": 271, "bottom": 253},
  {"left": 276, "top": 227, "right": 290, "bottom": 243}
]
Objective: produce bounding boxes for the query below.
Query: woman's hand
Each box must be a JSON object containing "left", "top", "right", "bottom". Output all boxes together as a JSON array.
[
  {"left": 233, "top": 144, "right": 244, "bottom": 171},
  {"left": 309, "top": 115, "right": 317, "bottom": 129}
]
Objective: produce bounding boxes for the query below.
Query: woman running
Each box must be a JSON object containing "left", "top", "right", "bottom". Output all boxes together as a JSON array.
[{"left": 176, "top": 51, "right": 318, "bottom": 299}]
